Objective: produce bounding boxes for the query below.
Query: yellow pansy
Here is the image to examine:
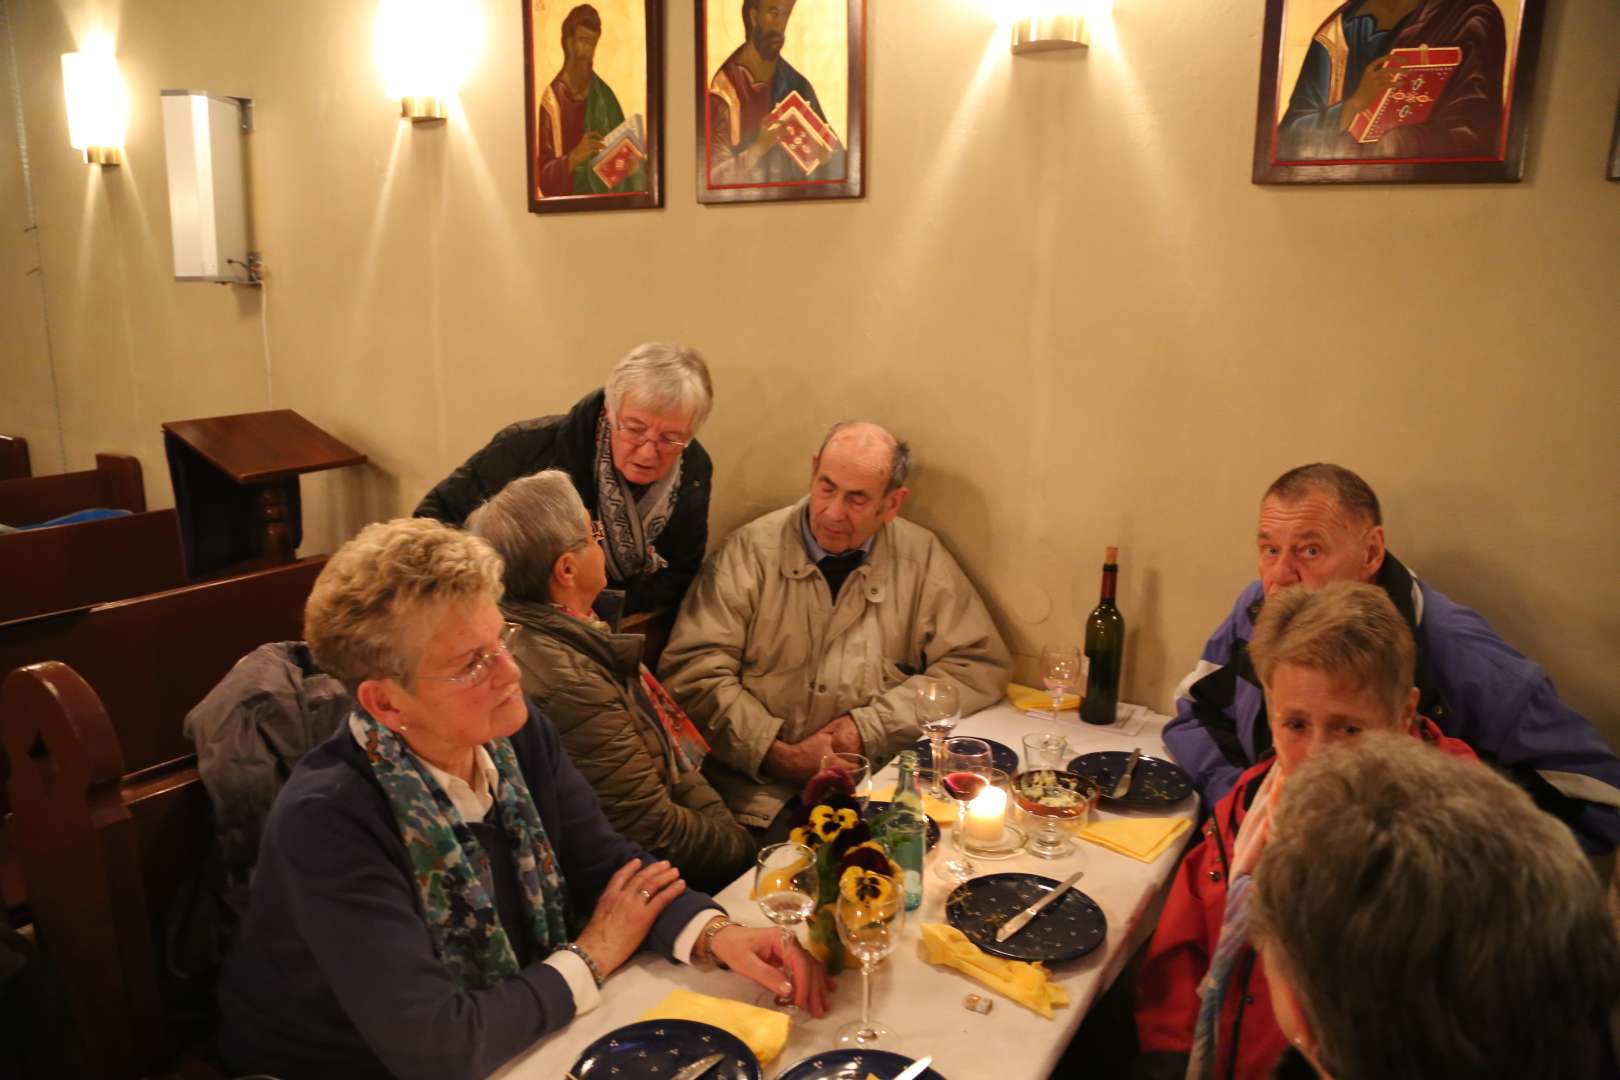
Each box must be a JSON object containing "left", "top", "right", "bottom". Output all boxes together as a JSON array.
[
  {"left": 839, "top": 865, "right": 899, "bottom": 907},
  {"left": 810, "top": 804, "right": 858, "bottom": 841}
]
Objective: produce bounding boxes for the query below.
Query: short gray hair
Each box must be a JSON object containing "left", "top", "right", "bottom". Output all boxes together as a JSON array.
[
  {"left": 465, "top": 470, "right": 590, "bottom": 603},
  {"left": 1264, "top": 463, "right": 1382, "bottom": 526},
  {"left": 818, "top": 420, "right": 912, "bottom": 493},
  {"left": 1252, "top": 735, "right": 1620, "bottom": 1080},
  {"left": 604, "top": 342, "right": 713, "bottom": 430}
]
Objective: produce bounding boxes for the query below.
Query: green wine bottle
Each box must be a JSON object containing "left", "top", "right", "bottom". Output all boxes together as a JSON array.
[{"left": 1080, "top": 546, "right": 1125, "bottom": 726}]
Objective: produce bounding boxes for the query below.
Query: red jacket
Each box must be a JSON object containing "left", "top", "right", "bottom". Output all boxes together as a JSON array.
[{"left": 1134, "top": 718, "right": 1475, "bottom": 1080}]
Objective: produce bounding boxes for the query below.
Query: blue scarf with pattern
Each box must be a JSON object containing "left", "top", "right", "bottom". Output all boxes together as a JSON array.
[{"left": 357, "top": 711, "right": 570, "bottom": 988}]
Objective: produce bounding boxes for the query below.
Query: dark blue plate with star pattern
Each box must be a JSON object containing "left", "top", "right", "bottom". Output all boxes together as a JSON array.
[
  {"left": 1066, "top": 751, "right": 1194, "bottom": 810},
  {"left": 910, "top": 737, "right": 1019, "bottom": 776},
  {"left": 776, "top": 1049, "right": 948, "bottom": 1080},
  {"left": 568, "top": 1019, "right": 760, "bottom": 1079},
  {"left": 945, "top": 872, "right": 1108, "bottom": 963}
]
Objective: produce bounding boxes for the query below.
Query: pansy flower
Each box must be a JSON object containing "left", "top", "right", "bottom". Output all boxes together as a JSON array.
[
  {"left": 838, "top": 840, "right": 894, "bottom": 878},
  {"left": 808, "top": 803, "right": 859, "bottom": 842},
  {"left": 839, "top": 865, "right": 899, "bottom": 908}
]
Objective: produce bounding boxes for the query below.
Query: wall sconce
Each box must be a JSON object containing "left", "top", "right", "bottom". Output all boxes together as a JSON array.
[
  {"left": 61, "top": 38, "right": 129, "bottom": 164},
  {"left": 374, "top": 0, "right": 483, "bottom": 123},
  {"left": 1011, "top": 5, "right": 1089, "bottom": 54}
]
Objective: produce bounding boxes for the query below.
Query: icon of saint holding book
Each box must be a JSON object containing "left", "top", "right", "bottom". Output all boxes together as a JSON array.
[
  {"left": 535, "top": 4, "right": 646, "bottom": 196},
  {"left": 1275, "top": 0, "right": 1508, "bottom": 162},
  {"left": 707, "top": 0, "right": 846, "bottom": 184}
]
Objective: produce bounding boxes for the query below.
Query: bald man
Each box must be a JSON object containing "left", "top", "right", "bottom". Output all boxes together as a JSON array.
[{"left": 659, "top": 422, "right": 1012, "bottom": 830}]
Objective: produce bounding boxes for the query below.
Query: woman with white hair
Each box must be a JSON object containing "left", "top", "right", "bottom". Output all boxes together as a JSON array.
[
  {"left": 467, "top": 470, "right": 755, "bottom": 892},
  {"left": 218, "top": 518, "right": 825, "bottom": 1080},
  {"left": 415, "top": 342, "right": 713, "bottom": 614}
]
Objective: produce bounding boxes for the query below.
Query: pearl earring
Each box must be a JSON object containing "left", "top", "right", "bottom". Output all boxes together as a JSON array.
[{"left": 399, "top": 723, "right": 408, "bottom": 734}]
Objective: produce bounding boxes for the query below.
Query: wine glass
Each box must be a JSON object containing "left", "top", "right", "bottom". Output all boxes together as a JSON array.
[
  {"left": 915, "top": 678, "right": 960, "bottom": 798},
  {"left": 820, "top": 752, "right": 871, "bottom": 809},
  {"left": 1012, "top": 768, "right": 1099, "bottom": 860},
  {"left": 835, "top": 876, "right": 906, "bottom": 1050},
  {"left": 936, "top": 737, "right": 992, "bottom": 884},
  {"left": 753, "top": 842, "right": 818, "bottom": 1008},
  {"left": 1039, "top": 644, "right": 1082, "bottom": 722}
]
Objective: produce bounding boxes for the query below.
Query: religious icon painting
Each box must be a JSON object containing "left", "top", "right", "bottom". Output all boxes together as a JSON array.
[
  {"left": 695, "top": 0, "right": 867, "bottom": 205},
  {"left": 523, "top": 0, "right": 663, "bottom": 213},
  {"left": 1251, "top": 0, "right": 1546, "bottom": 184}
]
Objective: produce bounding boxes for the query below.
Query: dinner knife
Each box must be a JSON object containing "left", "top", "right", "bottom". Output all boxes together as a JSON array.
[
  {"left": 893, "top": 1057, "right": 934, "bottom": 1080},
  {"left": 996, "top": 870, "right": 1085, "bottom": 942},
  {"left": 1110, "top": 747, "right": 1143, "bottom": 799},
  {"left": 670, "top": 1052, "right": 727, "bottom": 1080}
]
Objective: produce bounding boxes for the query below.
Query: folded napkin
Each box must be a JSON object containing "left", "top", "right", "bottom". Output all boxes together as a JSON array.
[
  {"left": 918, "top": 923, "right": 1070, "bottom": 1019},
  {"left": 1078, "top": 815, "right": 1192, "bottom": 863},
  {"left": 637, "top": 988, "right": 790, "bottom": 1065},
  {"left": 1007, "top": 682, "right": 1079, "bottom": 712},
  {"left": 869, "top": 783, "right": 956, "bottom": 824}
]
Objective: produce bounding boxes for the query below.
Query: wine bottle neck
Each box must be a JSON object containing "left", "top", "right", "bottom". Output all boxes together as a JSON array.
[{"left": 1098, "top": 564, "right": 1118, "bottom": 602}]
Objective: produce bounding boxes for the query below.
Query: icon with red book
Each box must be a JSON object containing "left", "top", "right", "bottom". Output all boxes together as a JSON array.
[
  {"left": 1348, "top": 44, "right": 1464, "bottom": 145},
  {"left": 766, "top": 91, "right": 842, "bottom": 177}
]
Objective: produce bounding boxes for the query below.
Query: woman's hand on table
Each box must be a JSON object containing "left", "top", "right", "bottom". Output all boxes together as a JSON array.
[
  {"left": 575, "top": 860, "right": 687, "bottom": 978},
  {"left": 709, "top": 924, "right": 833, "bottom": 1017}
]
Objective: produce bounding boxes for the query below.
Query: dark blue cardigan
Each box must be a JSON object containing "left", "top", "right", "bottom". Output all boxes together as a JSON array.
[{"left": 218, "top": 701, "right": 719, "bottom": 1080}]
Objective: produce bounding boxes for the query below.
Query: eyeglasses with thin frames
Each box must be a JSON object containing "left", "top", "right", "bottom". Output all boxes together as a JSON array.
[
  {"left": 614, "top": 417, "right": 691, "bottom": 453},
  {"left": 413, "top": 622, "right": 521, "bottom": 688}
]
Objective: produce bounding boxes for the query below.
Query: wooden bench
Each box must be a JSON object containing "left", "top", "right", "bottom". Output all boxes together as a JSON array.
[
  {"left": 0, "top": 435, "right": 29, "bottom": 480},
  {"left": 0, "top": 508, "right": 189, "bottom": 623},
  {"left": 0, "top": 452, "right": 145, "bottom": 525},
  {"left": 0, "top": 556, "right": 326, "bottom": 1078}
]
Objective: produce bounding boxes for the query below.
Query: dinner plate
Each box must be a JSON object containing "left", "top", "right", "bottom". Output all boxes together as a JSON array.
[
  {"left": 775, "top": 1049, "right": 948, "bottom": 1080},
  {"left": 945, "top": 872, "right": 1108, "bottom": 963},
  {"left": 863, "top": 801, "right": 942, "bottom": 851},
  {"left": 568, "top": 1019, "right": 760, "bottom": 1079},
  {"left": 1066, "top": 751, "right": 1194, "bottom": 810},
  {"left": 910, "top": 737, "right": 1019, "bottom": 776}
]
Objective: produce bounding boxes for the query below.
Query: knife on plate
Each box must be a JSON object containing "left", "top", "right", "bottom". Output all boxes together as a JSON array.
[
  {"left": 1110, "top": 747, "right": 1143, "bottom": 799},
  {"left": 670, "top": 1052, "right": 726, "bottom": 1080},
  {"left": 996, "top": 870, "right": 1085, "bottom": 942},
  {"left": 893, "top": 1057, "right": 934, "bottom": 1080}
]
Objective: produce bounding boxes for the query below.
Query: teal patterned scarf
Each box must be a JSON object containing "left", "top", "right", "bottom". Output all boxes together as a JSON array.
[{"left": 357, "top": 711, "right": 570, "bottom": 988}]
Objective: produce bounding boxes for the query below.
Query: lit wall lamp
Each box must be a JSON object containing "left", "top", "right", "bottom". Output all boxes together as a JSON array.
[
  {"left": 374, "top": 0, "right": 483, "bottom": 123},
  {"left": 1012, "top": 4, "right": 1089, "bottom": 54},
  {"left": 61, "top": 38, "right": 129, "bottom": 164}
]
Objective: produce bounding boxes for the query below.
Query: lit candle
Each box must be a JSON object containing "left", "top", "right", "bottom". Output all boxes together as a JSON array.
[{"left": 965, "top": 785, "right": 1008, "bottom": 844}]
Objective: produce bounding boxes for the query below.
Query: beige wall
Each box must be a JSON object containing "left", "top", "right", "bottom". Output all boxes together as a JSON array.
[{"left": 1, "top": 0, "right": 1616, "bottom": 740}]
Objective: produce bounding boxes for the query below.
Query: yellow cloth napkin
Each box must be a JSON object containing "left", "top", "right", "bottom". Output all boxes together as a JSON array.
[
  {"left": 918, "top": 923, "right": 1070, "bottom": 1019},
  {"left": 869, "top": 783, "right": 956, "bottom": 824},
  {"left": 637, "top": 988, "right": 790, "bottom": 1065},
  {"left": 1007, "top": 682, "right": 1079, "bottom": 711},
  {"left": 1078, "top": 815, "right": 1192, "bottom": 863}
]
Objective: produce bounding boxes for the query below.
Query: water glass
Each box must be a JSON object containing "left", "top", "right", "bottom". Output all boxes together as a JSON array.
[
  {"left": 820, "top": 752, "right": 871, "bottom": 808},
  {"left": 835, "top": 882, "right": 905, "bottom": 1050},
  {"left": 915, "top": 678, "right": 960, "bottom": 797},
  {"left": 753, "top": 842, "right": 817, "bottom": 1008},
  {"left": 1039, "top": 644, "right": 1082, "bottom": 722},
  {"left": 1022, "top": 732, "right": 1069, "bottom": 770}
]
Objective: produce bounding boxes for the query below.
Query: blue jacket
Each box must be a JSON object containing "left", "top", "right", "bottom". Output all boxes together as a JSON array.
[
  {"left": 218, "top": 701, "right": 718, "bottom": 1080},
  {"left": 1164, "top": 553, "right": 1620, "bottom": 854}
]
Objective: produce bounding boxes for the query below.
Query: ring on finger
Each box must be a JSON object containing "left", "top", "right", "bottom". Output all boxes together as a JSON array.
[{"left": 637, "top": 888, "right": 653, "bottom": 902}]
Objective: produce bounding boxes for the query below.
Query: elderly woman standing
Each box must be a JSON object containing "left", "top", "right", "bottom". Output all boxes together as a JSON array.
[
  {"left": 414, "top": 342, "right": 713, "bottom": 614},
  {"left": 1252, "top": 737, "right": 1620, "bottom": 1079},
  {"left": 218, "top": 519, "right": 824, "bottom": 1080},
  {"left": 467, "top": 471, "right": 755, "bottom": 893},
  {"left": 1133, "top": 582, "right": 1477, "bottom": 1080}
]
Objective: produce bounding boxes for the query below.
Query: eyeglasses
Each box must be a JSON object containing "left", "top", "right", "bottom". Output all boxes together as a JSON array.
[
  {"left": 614, "top": 417, "right": 691, "bottom": 452},
  {"left": 573, "top": 519, "right": 605, "bottom": 550},
  {"left": 415, "top": 622, "right": 521, "bottom": 687}
]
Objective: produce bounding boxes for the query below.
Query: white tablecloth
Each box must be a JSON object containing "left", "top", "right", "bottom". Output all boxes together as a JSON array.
[{"left": 494, "top": 701, "right": 1197, "bottom": 1080}]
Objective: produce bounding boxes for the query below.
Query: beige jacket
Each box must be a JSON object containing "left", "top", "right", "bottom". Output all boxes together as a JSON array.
[{"left": 658, "top": 501, "right": 1012, "bottom": 826}]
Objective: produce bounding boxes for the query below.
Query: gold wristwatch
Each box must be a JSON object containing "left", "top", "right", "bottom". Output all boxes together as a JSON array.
[{"left": 697, "top": 914, "right": 734, "bottom": 969}]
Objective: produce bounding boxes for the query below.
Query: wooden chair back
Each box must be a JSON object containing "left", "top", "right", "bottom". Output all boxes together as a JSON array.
[
  {"left": 0, "top": 453, "right": 145, "bottom": 525},
  {"left": 0, "top": 557, "right": 326, "bottom": 1079},
  {"left": 0, "top": 509, "right": 189, "bottom": 623}
]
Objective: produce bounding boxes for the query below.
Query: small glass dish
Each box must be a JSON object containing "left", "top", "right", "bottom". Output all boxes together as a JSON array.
[{"left": 1011, "top": 769, "right": 1101, "bottom": 859}]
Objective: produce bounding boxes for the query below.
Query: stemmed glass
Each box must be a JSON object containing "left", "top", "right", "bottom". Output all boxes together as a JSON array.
[
  {"left": 753, "top": 842, "right": 818, "bottom": 1008},
  {"left": 820, "top": 752, "right": 871, "bottom": 809},
  {"left": 915, "top": 678, "right": 960, "bottom": 799},
  {"left": 936, "top": 737, "right": 992, "bottom": 885},
  {"left": 834, "top": 876, "right": 906, "bottom": 1050},
  {"left": 1039, "top": 644, "right": 1082, "bottom": 722}
]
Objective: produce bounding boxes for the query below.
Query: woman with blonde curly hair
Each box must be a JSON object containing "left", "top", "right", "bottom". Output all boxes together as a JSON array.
[{"left": 218, "top": 518, "right": 825, "bottom": 1080}]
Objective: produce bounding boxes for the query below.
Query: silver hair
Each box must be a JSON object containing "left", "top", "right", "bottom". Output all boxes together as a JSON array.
[
  {"left": 604, "top": 342, "right": 714, "bottom": 431},
  {"left": 818, "top": 420, "right": 911, "bottom": 493},
  {"left": 1252, "top": 735, "right": 1620, "bottom": 1080},
  {"left": 465, "top": 470, "right": 590, "bottom": 603}
]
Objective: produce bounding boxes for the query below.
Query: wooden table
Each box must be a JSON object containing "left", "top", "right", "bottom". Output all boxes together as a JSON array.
[{"left": 495, "top": 701, "right": 1197, "bottom": 1080}]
